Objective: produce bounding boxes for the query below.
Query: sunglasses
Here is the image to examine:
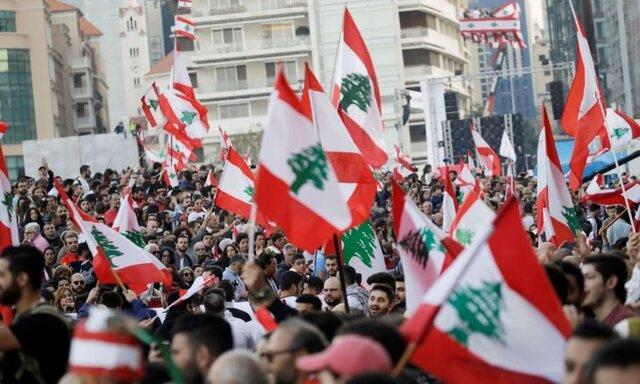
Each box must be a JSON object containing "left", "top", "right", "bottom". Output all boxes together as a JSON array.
[
  {"left": 152, "top": 251, "right": 160, "bottom": 255},
  {"left": 72, "top": 281, "right": 84, "bottom": 285},
  {"left": 182, "top": 272, "right": 193, "bottom": 276}
]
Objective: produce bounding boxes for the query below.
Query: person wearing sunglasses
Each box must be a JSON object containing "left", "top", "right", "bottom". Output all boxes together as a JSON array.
[
  {"left": 180, "top": 267, "right": 195, "bottom": 287},
  {"left": 70, "top": 273, "right": 86, "bottom": 295}
]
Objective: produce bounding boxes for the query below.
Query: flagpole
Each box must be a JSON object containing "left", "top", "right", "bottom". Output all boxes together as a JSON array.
[
  {"left": 247, "top": 203, "right": 257, "bottom": 262},
  {"left": 332, "top": 234, "right": 350, "bottom": 314}
]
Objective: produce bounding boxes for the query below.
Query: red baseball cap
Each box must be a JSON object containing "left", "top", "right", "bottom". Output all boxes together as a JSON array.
[{"left": 296, "top": 335, "right": 392, "bottom": 379}]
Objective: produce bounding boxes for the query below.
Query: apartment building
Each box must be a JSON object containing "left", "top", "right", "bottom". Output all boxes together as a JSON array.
[{"left": 147, "top": 0, "right": 470, "bottom": 161}]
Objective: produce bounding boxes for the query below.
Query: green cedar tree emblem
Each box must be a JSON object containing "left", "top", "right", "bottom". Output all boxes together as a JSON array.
[
  {"left": 340, "top": 73, "right": 372, "bottom": 113},
  {"left": 287, "top": 143, "right": 328, "bottom": 194},
  {"left": 342, "top": 221, "right": 377, "bottom": 268},
  {"left": 123, "top": 230, "right": 146, "bottom": 249},
  {"left": 180, "top": 110, "right": 197, "bottom": 125},
  {"left": 91, "top": 226, "right": 121, "bottom": 268},
  {"left": 446, "top": 281, "right": 506, "bottom": 346},
  {"left": 561, "top": 206, "right": 581, "bottom": 234},
  {"left": 455, "top": 228, "right": 474, "bottom": 246},
  {"left": 2, "top": 191, "right": 14, "bottom": 224},
  {"left": 184, "top": 25, "right": 191, "bottom": 32},
  {"left": 611, "top": 127, "right": 629, "bottom": 139},
  {"left": 398, "top": 228, "right": 444, "bottom": 269},
  {"left": 149, "top": 99, "right": 158, "bottom": 110},
  {"left": 244, "top": 186, "right": 255, "bottom": 202}
]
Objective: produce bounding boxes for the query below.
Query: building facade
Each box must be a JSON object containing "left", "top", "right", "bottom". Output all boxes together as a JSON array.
[
  {"left": 149, "top": 0, "right": 471, "bottom": 162},
  {"left": 0, "top": 0, "right": 57, "bottom": 178}
]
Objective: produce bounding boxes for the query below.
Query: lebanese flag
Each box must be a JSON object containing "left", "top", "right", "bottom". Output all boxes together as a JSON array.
[
  {"left": 391, "top": 181, "right": 462, "bottom": 314},
  {"left": 111, "top": 185, "right": 146, "bottom": 248},
  {"left": 167, "top": 130, "right": 197, "bottom": 162},
  {"left": 215, "top": 146, "right": 267, "bottom": 226},
  {"left": 401, "top": 198, "right": 571, "bottom": 384},
  {"left": 159, "top": 89, "right": 208, "bottom": 139},
  {"left": 177, "top": 0, "right": 191, "bottom": 9},
  {"left": 171, "top": 49, "right": 209, "bottom": 132},
  {"left": 255, "top": 71, "right": 351, "bottom": 252},
  {"left": 141, "top": 82, "right": 164, "bottom": 129},
  {"left": 162, "top": 164, "right": 179, "bottom": 188},
  {"left": 0, "top": 132, "right": 19, "bottom": 253},
  {"left": 174, "top": 16, "right": 196, "bottom": 41},
  {"left": 537, "top": 105, "right": 578, "bottom": 246},
  {"left": 394, "top": 145, "right": 417, "bottom": 172},
  {"left": 69, "top": 313, "right": 145, "bottom": 382},
  {"left": 450, "top": 180, "right": 495, "bottom": 247},
  {"left": 204, "top": 169, "right": 218, "bottom": 187},
  {"left": 604, "top": 108, "right": 640, "bottom": 152},
  {"left": 586, "top": 173, "right": 604, "bottom": 194},
  {"left": 218, "top": 126, "right": 232, "bottom": 163},
  {"left": 470, "top": 123, "right": 501, "bottom": 176},
  {"left": 0, "top": 122, "right": 7, "bottom": 139},
  {"left": 54, "top": 180, "right": 172, "bottom": 293},
  {"left": 581, "top": 180, "right": 640, "bottom": 208},
  {"left": 456, "top": 158, "right": 475, "bottom": 187},
  {"left": 562, "top": 2, "right": 609, "bottom": 190},
  {"left": 142, "top": 143, "right": 164, "bottom": 164},
  {"left": 332, "top": 8, "right": 388, "bottom": 168},
  {"left": 163, "top": 275, "right": 217, "bottom": 313},
  {"left": 301, "top": 64, "right": 376, "bottom": 228},
  {"left": 441, "top": 166, "right": 459, "bottom": 232},
  {"left": 505, "top": 165, "right": 516, "bottom": 200}
]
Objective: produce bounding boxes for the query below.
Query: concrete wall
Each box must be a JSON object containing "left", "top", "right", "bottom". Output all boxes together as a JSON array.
[{"left": 22, "top": 133, "right": 140, "bottom": 179}]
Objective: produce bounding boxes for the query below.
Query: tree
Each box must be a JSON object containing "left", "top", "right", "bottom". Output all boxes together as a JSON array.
[
  {"left": 399, "top": 228, "right": 444, "bottom": 269},
  {"left": 340, "top": 73, "right": 372, "bottom": 112},
  {"left": 91, "top": 226, "right": 122, "bottom": 268},
  {"left": 561, "top": 206, "right": 581, "bottom": 235},
  {"left": 342, "top": 221, "right": 377, "bottom": 268},
  {"left": 447, "top": 281, "right": 505, "bottom": 346},
  {"left": 2, "top": 191, "right": 14, "bottom": 224},
  {"left": 287, "top": 143, "right": 329, "bottom": 194},
  {"left": 122, "top": 230, "right": 146, "bottom": 249},
  {"left": 244, "top": 186, "right": 254, "bottom": 202}
]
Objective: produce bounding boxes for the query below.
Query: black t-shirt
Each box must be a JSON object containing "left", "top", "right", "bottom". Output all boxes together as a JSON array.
[{"left": 1, "top": 312, "right": 71, "bottom": 384}]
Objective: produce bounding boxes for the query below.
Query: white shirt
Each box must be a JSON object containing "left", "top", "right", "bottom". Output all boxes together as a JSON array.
[
  {"left": 224, "top": 311, "right": 256, "bottom": 349},
  {"left": 281, "top": 296, "right": 298, "bottom": 309}
]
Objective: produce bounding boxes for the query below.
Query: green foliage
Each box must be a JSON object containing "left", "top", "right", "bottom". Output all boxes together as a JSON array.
[
  {"left": 340, "top": 73, "right": 372, "bottom": 112},
  {"left": 446, "top": 281, "right": 505, "bottom": 346},
  {"left": 287, "top": 143, "right": 329, "bottom": 194}
]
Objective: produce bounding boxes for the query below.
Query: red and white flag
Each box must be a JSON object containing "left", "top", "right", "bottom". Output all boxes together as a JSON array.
[
  {"left": 162, "top": 163, "right": 179, "bottom": 188},
  {"left": 581, "top": 179, "right": 640, "bottom": 208},
  {"left": 142, "top": 142, "right": 164, "bottom": 164},
  {"left": 218, "top": 126, "right": 232, "bottom": 163},
  {"left": 391, "top": 181, "right": 462, "bottom": 314},
  {"left": 332, "top": 8, "right": 388, "bottom": 168},
  {"left": 604, "top": 107, "right": 640, "bottom": 152},
  {"left": 467, "top": 150, "right": 477, "bottom": 172},
  {"left": 215, "top": 146, "right": 267, "bottom": 226},
  {"left": 440, "top": 166, "right": 459, "bottom": 232},
  {"left": 401, "top": 198, "right": 571, "bottom": 384},
  {"left": 112, "top": 183, "right": 146, "bottom": 248},
  {"left": 255, "top": 71, "right": 351, "bottom": 252},
  {"left": 470, "top": 123, "right": 501, "bottom": 176},
  {"left": 54, "top": 180, "right": 172, "bottom": 293},
  {"left": 177, "top": 0, "right": 191, "bottom": 10},
  {"left": 69, "top": 308, "right": 145, "bottom": 382},
  {"left": 0, "top": 123, "right": 19, "bottom": 253},
  {"left": 171, "top": 49, "right": 209, "bottom": 133},
  {"left": 159, "top": 89, "right": 208, "bottom": 140},
  {"left": 562, "top": 1, "right": 609, "bottom": 190},
  {"left": 499, "top": 129, "right": 517, "bottom": 162},
  {"left": 174, "top": 16, "right": 195, "bottom": 41},
  {"left": 537, "top": 105, "right": 579, "bottom": 246},
  {"left": 505, "top": 165, "right": 516, "bottom": 200},
  {"left": 394, "top": 145, "right": 417, "bottom": 172},
  {"left": 163, "top": 275, "right": 217, "bottom": 313},
  {"left": 456, "top": 158, "right": 475, "bottom": 187},
  {"left": 141, "top": 83, "right": 164, "bottom": 129},
  {"left": 204, "top": 169, "right": 218, "bottom": 188},
  {"left": 302, "top": 65, "right": 376, "bottom": 228},
  {"left": 450, "top": 180, "right": 495, "bottom": 247}
]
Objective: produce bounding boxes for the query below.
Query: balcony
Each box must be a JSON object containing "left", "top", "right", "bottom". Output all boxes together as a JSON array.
[
  {"left": 397, "top": 0, "right": 458, "bottom": 23},
  {"left": 193, "top": 36, "right": 310, "bottom": 64},
  {"left": 74, "top": 115, "right": 96, "bottom": 131},
  {"left": 194, "top": 0, "right": 307, "bottom": 21},
  {"left": 72, "top": 84, "right": 92, "bottom": 99},
  {"left": 214, "top": 80, "right": 249, "bottom": 92},
  {"left": 71, "top": 56, "right": 92, "bottom": 71},
  {"left": 401, "top": 26, "right": 430, "bottom": 39},
  {"left": 401, "top": 27, "right": 466, "bottom": 63}
]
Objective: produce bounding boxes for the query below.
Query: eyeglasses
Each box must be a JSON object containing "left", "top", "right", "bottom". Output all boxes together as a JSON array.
[
  {"left": 72, "top": 280, "right": 84, "bottom": 286},
  {"left": 259, "top": 348, "right": 301, "bottom": 363},
  {"left": 182, "top": 272, "right": 193, "bottom": 277},
  {"left": 151, "top": 251, "right": 160, "bottom": 255}
]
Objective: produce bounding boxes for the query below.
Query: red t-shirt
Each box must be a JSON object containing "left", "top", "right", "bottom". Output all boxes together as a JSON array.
[{"left": 603, "top": 303, "right": 637, "bottom": 327}]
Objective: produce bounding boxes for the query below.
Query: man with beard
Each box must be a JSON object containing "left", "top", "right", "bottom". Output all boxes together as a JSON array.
[
  {"left": 170, "top": 313, "right": 233, "bottom": 384},
  {"left": 42, "top": 222, "right": 61, "bottom": 251},
  {"left": 367, "top": 284, "right": 394, "bottom": 317},
  {"left": 324, "top": 255, "right": 339, "bottom": 279},
  {"left": 104, "top": 194, "right": 120, "bottom": 227},
  {"left": 322, "top": 277, "right": 342, "bottom": 310},
  {"left": 59, "top": 231, "right": 84, "bottom": 271},
  {"left": 175, "top": 235, "right": 195, "bottom": 269},
  {"left": 276, "top": 243, "right": 296, "bottom": 285},
  {"left": 0, "top": 246, "right": 70, "bottom": 384}
]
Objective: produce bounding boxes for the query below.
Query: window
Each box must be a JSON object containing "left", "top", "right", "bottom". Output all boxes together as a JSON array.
[
  {"left": 0, "top": 49, "right": 36, "bottom": 143},
  {"left": 189, "top": 72, "right": 198, "bottom": 88},
  {"left": 76, "top": 102, "right": 87, "bottom": 118},
  {"left": 177, "top": 36, "right": 194, "bottom": 51},
  {"left": 73, "top": 73, "right": 84, "bottom": 88},
  {"left": 5, "top": 156, "right": 24, "bottom": 182},
  {"left": 211, "top": 0, "right": 243, "bottom": 10},
  {"left": 265, "top": 60, "right": 297, "bottom": 85},
  {"left": 409, "top": 124, "right": 426, "bottom": 143},
  {"left": 212, "top": 27, "right": 243, "bottom": 51},
  {"left": 215, "top": 65, "right": 246, "bottom": 90},
  {"left": 0, "top": 11, "right": 16, "bottom": 33},
  {"left": 219, "top": 103, "right": 250, "bottom": 119},
  {"left": 133, "top": 78, "right": 140, "bottom": 87},
  {"left": 262, "top": 22, "right": 293, "bottom": 45}
]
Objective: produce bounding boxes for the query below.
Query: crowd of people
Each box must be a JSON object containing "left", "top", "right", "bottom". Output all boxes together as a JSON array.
[{"left": 1, "top": 160, "right": 640, "bottom": 384}]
